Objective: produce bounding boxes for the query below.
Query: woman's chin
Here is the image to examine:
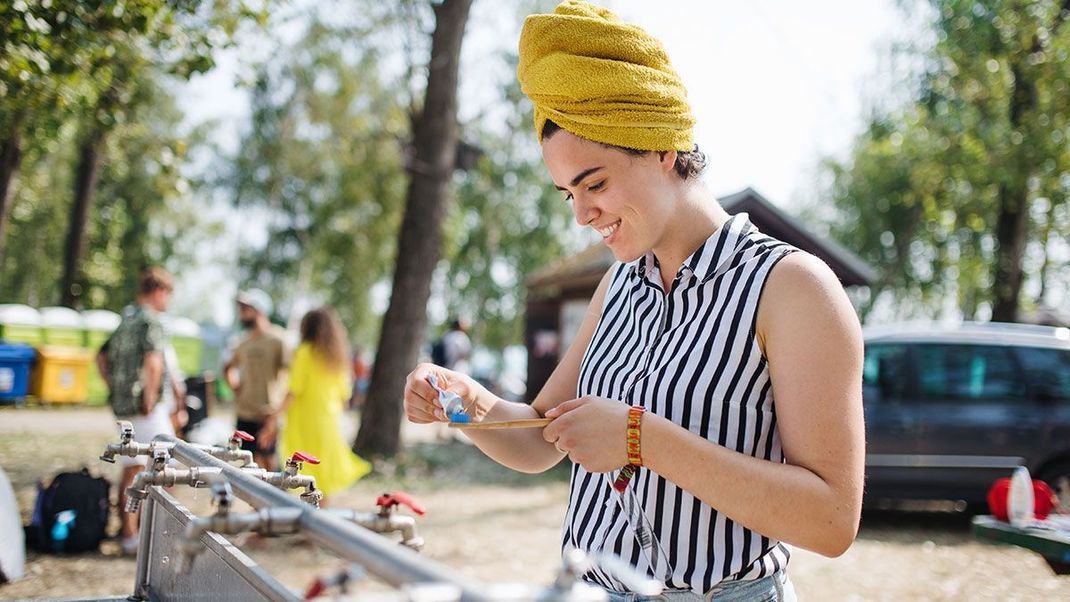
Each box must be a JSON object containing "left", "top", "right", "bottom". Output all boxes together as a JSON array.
[{"left": 607, "top": 244, "right": 643, "bottom": 264}]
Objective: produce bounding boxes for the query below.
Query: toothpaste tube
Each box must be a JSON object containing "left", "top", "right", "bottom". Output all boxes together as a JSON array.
[{"left": 426, "top": 374, "right": 470, "bottom": 423}]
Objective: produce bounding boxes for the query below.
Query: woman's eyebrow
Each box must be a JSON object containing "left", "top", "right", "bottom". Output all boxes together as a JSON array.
[{"left": 555, "top": 166, "right": 605, "bottom": 190}]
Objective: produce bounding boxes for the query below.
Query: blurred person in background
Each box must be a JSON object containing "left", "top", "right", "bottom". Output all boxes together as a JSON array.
[
  {"left": 96, "top": 266, "right": 175, "bottom": 555},
  {"left": 223, "top": 289, "right": 290, "bottom": 471},
  {"left": 348, "top": 344, "right": 372, "bottom": 410},
  {"left": 264, "top": 306, "right": 371, "bottom": 505}
]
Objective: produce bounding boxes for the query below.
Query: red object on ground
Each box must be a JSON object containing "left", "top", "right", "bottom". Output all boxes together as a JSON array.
[
  {"left": 377, "top": 491, "right": 427, "bottom": 516},
  {"left": 987, "top": 478, "right": 1057, "bottom": 521}
]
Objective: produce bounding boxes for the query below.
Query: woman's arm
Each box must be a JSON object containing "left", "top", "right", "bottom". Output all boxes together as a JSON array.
[
  {"left": 544, "top": 253, "right": 865, "bottom": 557},
  {"left": 403, "top": 269, "right": 614, "bottom": 473}
]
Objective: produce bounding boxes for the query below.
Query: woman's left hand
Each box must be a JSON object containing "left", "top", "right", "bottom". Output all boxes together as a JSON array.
[{"left": 542, "top": 396, "right": 630, "bottom": 473}]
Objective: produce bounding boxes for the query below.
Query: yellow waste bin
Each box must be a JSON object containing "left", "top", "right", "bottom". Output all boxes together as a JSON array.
[{"left": 31, "top": 345, "right": 94, "bottom": 404}]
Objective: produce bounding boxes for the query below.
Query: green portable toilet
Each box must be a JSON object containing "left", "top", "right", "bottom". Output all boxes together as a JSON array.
[
  {"left": 39, "top": 307, "right": 84, "bottom": 347},
  {"left": 0, "top": 305, "right": 42, "bottom": 345},
  {"left": 163, "top": 315, "right": 202, "bottom": 377},
  {"left": 83, "top": 309, "right": 120, "bottom": 405}
]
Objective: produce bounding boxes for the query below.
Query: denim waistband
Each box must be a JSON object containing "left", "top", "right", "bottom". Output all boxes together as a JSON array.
[{"left": 603, "top": 569, "right": 793, "bottom": 602}]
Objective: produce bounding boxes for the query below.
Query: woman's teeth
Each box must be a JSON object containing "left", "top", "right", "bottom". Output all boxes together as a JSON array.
[{"left": 597, "top": 220, "right": 620, "bottom": 238}]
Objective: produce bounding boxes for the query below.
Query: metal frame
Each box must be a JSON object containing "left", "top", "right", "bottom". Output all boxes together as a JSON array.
[
  {"left": 133, "top": 487, "right": 297, "bottom": 601},
  {"left": 155, "top": 435, "right": 492, "bottom": 602}
]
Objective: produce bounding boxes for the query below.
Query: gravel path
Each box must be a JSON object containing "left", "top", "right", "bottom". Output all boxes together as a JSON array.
[{"left": 1, "top": 407, "right": 1066, "bottom": 600}]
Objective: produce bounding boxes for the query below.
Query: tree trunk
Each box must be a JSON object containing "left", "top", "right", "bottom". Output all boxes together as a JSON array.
[
  {"left": 989, "top": 56, "right": 1035, "bottom": 324},
  {"left": 60, "top": 129, "right": 108, "bottom": 308},
  {"left": 0, "top": 131, "right": 24, "bottom": 272},
  {"left": 354, "top": 0, "right": 472, "bottom": 458}
]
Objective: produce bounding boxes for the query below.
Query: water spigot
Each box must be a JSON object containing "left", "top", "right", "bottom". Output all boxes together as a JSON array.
[
  {"left": 150, "top": 446, "right": 170, "bottom": 471},
  {"left": 376, "top": 491, "right": 426, "bottom": 517},
  {"left": 286, "top": 451, "right": 320, "bottom": 476},
  {"left": 553, "top": 548, "right": 662, "bottom": 598},
  {"left": 300, "top": 484, "right": 324, "bottom": 508},
  {"left": 210, "top": 479, "right": 235, "bottom": 515},
  {"left": 229, "top": 430, "right": 254, "bottom": 451},
  {"left": 100, "top": 420, "right": 137, "bottom": 463},
  {"left": 118, "top": 420, "right": 135, "bottom": 444},
  {"left": 125, "top": 487, "right": 147, "bottom": 513}
]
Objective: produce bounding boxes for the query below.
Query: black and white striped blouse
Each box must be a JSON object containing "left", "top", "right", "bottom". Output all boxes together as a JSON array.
[{"left": 566, "top": 212, "right": 797, "bottom": 593}]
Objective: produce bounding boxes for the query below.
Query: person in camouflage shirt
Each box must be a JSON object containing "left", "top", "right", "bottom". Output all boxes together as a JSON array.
[{"left": 96, "top": 266, "right": 174, "bottom": 554}]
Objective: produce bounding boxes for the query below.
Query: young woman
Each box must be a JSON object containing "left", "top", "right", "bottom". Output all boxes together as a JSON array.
[
  {"left": 404, "top": 2, "right": 864, "bottom": 599},
  {"left": 270, "top": 306, "right": 370, "bottom": 505}
]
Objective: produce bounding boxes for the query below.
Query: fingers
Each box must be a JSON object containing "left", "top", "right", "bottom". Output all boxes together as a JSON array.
[
  {"left": 544, "top": 396, "right": 591, "bottom": 419},
  {"left": 404, "top": 363, "right": 449, "bottom": 424}
]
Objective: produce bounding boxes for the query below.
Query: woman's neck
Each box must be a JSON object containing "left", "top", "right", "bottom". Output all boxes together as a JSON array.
[{"left": 652, "top": 183, "right": 730, "bottom": 291}]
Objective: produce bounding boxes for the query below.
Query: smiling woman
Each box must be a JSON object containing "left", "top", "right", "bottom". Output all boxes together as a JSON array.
[{"left": 403, "top": 2, "right": 865, "bottom": 600}]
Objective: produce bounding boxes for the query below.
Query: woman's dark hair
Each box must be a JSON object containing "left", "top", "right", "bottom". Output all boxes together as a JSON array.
[
  {"left": 299, "top": 306, "right": 350, "bottom": 371},
  {"left": 541, "top": 120, "right": 707, "bottom": 180}
]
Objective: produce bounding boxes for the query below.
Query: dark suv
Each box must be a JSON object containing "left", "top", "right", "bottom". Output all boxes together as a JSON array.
[{"left": 862, "top": 321, "right": 1070, "bottom": 506}]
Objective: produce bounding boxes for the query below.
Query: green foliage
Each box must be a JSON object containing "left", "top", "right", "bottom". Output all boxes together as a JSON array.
[
  {"left": 822, "top": 0, "right": 1070, "bottom": 320},
  {"left": 0, "top": 73, "right": 209, "bottom": 309},
  {"left": 0, "top": 0, "right": 263, "bottom": 307},
  {"left": 231, "top": 19, "right": 409, "bottom": 344},
  {"left": 442, "top": 55, "right": 578, "bottom": 350}
]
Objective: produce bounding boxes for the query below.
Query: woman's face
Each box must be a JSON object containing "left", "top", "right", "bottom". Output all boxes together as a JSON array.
[{"left": 542, "top": 129, "right": 677, "bottom": 263}]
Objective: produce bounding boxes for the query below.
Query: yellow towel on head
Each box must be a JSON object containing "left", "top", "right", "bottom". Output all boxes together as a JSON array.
[{"left": 517, "top": 0, "right": 695, "bottom": 152}]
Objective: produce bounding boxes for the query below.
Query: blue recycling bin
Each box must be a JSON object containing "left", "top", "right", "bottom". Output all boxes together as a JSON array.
[{"left": 0, "top": 342, "right": 35, "bottom": 403}]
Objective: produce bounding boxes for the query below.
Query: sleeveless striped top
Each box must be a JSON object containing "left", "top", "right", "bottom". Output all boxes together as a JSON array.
[{"left": 566, "top": 213, "right": 797, "bottom": 593}]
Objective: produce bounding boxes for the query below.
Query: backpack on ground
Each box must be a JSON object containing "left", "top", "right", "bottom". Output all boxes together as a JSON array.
[{"left": 25, "top": 468, "right": 110, "bottom": 554}]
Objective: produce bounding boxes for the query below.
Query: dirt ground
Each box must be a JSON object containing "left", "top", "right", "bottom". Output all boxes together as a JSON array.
[{"left": 1, "top": 406, "right": 1067, "bottom": 601}]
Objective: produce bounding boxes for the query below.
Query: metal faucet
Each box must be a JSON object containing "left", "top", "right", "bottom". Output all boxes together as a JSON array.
[
  {"left": 327, "top": 491, "right": 426, "bottom": 551},
  {"left": 192, "top": 430, "right": 257, "bottom": 466},
  {"left": 546, "top": 548, "right": 663, "bottom": 601},
  {"left": 100, "top": 421, "right": 157, "bottom": 464},
  {"left": 124, "top": 447, "right": 223, "bottom": 513},
  {"left": 246, "top": 452, "right": 323, "bottom": 507},
  {"left": 102, "top": 423, "right": 256, "bottom": 467},
  {"left": 175, "top": 479, "right": 303, "bottom": 574}
]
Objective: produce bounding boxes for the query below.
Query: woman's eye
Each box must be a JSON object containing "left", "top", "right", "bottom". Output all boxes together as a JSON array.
[
  {"left": 563, "top": 192, "right": 574, "bottom": 202},
  {"left": 587, "top": 181, "right": 605, "bottom": 192}
]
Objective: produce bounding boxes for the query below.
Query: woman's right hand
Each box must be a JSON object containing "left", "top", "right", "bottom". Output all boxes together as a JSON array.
[{"left": 403, "top": 363, "right": 485, "bottom": 423}]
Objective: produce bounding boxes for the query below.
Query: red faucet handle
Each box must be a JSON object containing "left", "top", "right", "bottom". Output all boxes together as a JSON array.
[
  {"left": 291, "top": 451, "right": 321, "bottom": 465},
  {"left": 377, "top": 491, "right": 426, "bottom": 516},
  {"left": 232, "top": 430, "right": 255, "bottom": 442}
]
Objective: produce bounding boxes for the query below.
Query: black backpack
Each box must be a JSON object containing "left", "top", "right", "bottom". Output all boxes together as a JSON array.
[{"left": 26, "top": 469, "right": 110, "bottom": 554}]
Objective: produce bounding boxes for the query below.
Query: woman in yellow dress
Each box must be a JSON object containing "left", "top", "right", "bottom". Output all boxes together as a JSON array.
[{"left": 276, "top": 306, "right": 371, "bottom": 504}]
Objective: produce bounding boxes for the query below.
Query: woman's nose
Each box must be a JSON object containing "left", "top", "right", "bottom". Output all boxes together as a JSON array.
[{"left": 572, "top": 195, "right": 600, "bottom": 227}]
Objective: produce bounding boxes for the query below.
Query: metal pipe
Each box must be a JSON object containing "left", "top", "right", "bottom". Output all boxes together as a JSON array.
[
  {"left": 176, "top": 507, "right": 303, "bottom": 574},
  {"left": 125, "top": 466, "right": 222, "bottom": 513},
  {"left": 158, "top": 435, "right": 492, "bottom": 602},
  {"left": 325, "top": 509, "right": 424, "bottom": 551}
]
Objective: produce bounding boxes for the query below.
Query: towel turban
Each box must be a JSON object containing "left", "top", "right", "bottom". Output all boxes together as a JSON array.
[{"left": 517, "top": 1, "right": 695, "bottom": 152}]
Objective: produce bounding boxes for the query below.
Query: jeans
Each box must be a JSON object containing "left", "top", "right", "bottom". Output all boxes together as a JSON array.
[{"left": 603, "top": 570, "right": 796, "bottom": 602}]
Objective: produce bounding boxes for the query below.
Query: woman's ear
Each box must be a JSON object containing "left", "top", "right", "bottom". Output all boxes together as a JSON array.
[{"left": 658, "top": 150, "right": 678, "bottom": 173}]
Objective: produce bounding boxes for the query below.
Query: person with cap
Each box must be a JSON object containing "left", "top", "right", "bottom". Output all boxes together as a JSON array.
[
  {"left": 224, "top": 288, "right": 291, "bottom": 471},
  {"left": 404, "top": 2, "right": 863, "bottom": 600}
]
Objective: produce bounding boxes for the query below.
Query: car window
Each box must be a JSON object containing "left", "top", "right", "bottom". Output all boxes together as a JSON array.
[
  {"left": 916, "top": 344, "right": 1027, "bottom": 401},
  {"left": 863, "top": 344, "right": 910, "bottom": 403},
  {"left": 1012, "top": 346, "right": 1070, "bottom": 402}
]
